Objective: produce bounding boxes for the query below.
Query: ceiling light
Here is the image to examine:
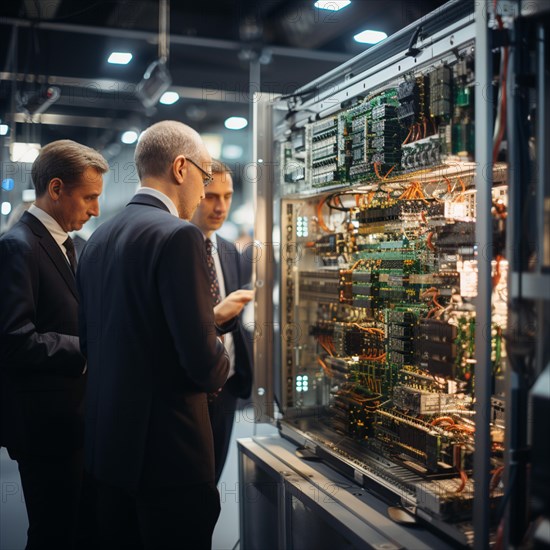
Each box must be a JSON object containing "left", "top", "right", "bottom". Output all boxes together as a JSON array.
[
  {"left": 10, "top": 143, "right": 41, "bottom": 163},
  {"left": 0, "top": 124, "right": 8, "bottom": 135},
  {"left": 22, "top": 189, "right": 36, "bottom": 202},
  {"left": 314, "top": 0, "right": 351, "bottom": 11},
  {"left": 201, "top": 134, "right": 223, "bottom": 159},
  {"left": 354, "top": 30, "right": 387, "bottom": 44},
  {"left": 121, "top": 130, "right": 139, "bottom": 144},
  {"left": 1, "top": 202, "right": 12, "bottom": 216},
  {"left": 108, "top": 52, "right": 133, "bottom": 65},
  {"left": 222, "top": 144, "right": 244, "bottom": 160},
  {"left": 159, "top": 91, "right": 179, "bottom": 105},
  {"left": 224, "top": 117, "right": 248, "bottom": 130}
]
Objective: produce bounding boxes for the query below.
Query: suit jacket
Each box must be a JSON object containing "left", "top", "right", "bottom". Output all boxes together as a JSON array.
[
  {"left": 77, "top": 194, "right": 229, "bottom": 493},
  {"left": 0, "top": 212, "right": 86, "bottom": 457},
  {"left": 216, "top": 235, "right": 253, "bottom": 399}
]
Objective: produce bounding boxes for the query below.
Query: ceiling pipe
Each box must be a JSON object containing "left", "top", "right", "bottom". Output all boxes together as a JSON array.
[
  {"left": 0, "top": 71, "right": 249, "bottom": 104},
  {"left": 0, "top": 16, "right": 351, "bottom": 64}
]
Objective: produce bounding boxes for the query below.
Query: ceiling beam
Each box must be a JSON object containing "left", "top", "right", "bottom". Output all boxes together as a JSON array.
[
  {"left": 12, "top": 112, "right": 130, "bottom": 129},
  {"left": 0, "top": 71, "right": 249, "bottom": 103},
  {"left": 0, "top": 16, "right": 352, "bottom": 64}
]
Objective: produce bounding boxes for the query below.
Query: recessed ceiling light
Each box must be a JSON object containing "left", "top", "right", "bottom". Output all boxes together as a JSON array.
[
  {"left": 108, "top": 52, "right": 133, "bottom": 65},
  {"left": 159, "top": 91, "right": 180, "bottom": 105},
  {"left": 1, "top": 202, "right": 12, "bottom": 216},
  {"left": 10, "top": 143, "right": 40, "bottom": 163},
  {"left": 202, "top": 134, "right": 223, "bottom": 158},
  {"left": 224, "top": 117, "right": 248, "bottom": 130},
  {"left": 314, "top": 0, "right": 351, "bottom": 11},
  {"left": 0, "top": 124, "right": 9, "bottom": 136},
  {"left": 22, "top": 189, "right": 36, "bottom": 202},
  {"left": 354, "top": 30, "right": 387, "bottom": 44},
  {"left": 121, "top": 130, "right": 139, "bottom": 144},
  {"left": 222, "top": 144, "right": 244, "bottom": 160}
]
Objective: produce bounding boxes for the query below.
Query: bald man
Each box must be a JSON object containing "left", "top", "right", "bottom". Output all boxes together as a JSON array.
[{"left": 77, "top": 121, "right": 252, "bottom": 549}]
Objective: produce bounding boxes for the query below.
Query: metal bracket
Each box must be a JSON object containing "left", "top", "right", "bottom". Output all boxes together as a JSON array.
[{"left": 406, "top": 25, "right": 425, "bottom": 57}]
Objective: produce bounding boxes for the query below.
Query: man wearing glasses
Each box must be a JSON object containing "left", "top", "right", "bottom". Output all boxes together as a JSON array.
[
  {"left": 76, "top": 121, "right": 252, "bottom": 549},
  {"left": 186, "top": 157, "right": 214, "bottom": 186}
]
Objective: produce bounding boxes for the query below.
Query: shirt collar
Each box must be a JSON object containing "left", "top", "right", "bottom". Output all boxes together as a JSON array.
[
  {"left": 135, "top": 187, "right": 179, "bottom": 217},
  {"left": 27, "top": 204, "right": 69, "bottom": 248},
  {"left": 208, "top": 232, "right": 218, "bottom": 247}
]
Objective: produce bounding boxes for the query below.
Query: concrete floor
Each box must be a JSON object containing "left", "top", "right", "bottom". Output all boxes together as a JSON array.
[{"left": 0, "top": 408, "right": 276, "bottom": 550}]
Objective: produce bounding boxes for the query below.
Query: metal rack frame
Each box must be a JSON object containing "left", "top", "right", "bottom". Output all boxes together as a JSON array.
[{"left": 251, "top": 1, "right": 549, "bottom": 547}]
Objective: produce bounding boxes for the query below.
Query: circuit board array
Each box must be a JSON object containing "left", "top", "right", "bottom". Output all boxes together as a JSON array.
[{"left": 277, "top": 50, "right": 506, "bottom": 531}]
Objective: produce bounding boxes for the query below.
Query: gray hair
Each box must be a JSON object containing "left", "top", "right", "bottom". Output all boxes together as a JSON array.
[{"left": 135, "top": 120, "right": 204, "bottom": 179}]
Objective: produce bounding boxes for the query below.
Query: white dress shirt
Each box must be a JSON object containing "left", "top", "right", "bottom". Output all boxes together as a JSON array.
[
  {"left": 28, "top": 204, "right": 73, "bottom": 266},
  {"left": 136, "top": 187, "right": 179, "bottom": 217}
]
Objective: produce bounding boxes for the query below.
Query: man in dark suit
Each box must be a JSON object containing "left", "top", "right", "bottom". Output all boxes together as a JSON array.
[
  {"left": 191, "top": 159, "right": 254, "bottom": 483},
  {"left": 76, "top": 121, "right": 253, "bottom": 549},
  {"left": 0, "top": 140, "right": 108, "bottom": 549}
]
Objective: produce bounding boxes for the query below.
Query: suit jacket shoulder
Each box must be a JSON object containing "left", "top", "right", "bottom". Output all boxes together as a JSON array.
[{"left": 0, "top": 213, "right": 82, "bottom": 371}]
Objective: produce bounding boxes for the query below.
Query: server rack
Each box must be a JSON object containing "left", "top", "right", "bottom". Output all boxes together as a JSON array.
[{"left": 249, "top": 1, "right": 550, "bottom": 547}]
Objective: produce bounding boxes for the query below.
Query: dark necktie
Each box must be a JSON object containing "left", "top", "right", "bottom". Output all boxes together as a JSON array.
[
  {"left": 205, "top": 238, "right": 221, "bottom": 306},
  {"left": 63, "top": 236, "right": 77, "bottom": 274}
]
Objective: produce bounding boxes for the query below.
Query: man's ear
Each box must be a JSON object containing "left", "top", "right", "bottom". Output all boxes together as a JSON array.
[
  {"left": 173, "top": 155, "right": 186, "bottom": 184},
  {"left": 48, "top": 178, "right": 63, "bottom": 200}
]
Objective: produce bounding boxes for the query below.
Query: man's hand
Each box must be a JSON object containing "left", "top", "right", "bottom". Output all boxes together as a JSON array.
[
  {"left": 208, "top": 388, "right": 222, "bottom": 402},
  {"left": 214, "top": 289, "right": 254, "bottom": 326}
]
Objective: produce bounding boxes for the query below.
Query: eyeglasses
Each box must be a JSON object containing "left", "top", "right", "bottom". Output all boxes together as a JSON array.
[{"left": 187, "top": 158, "right": 213, "bottom": 186}]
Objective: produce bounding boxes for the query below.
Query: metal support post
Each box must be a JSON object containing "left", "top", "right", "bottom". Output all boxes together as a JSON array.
[{"left": 473, "top": 1, "right": 493, "bottom": 548}]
